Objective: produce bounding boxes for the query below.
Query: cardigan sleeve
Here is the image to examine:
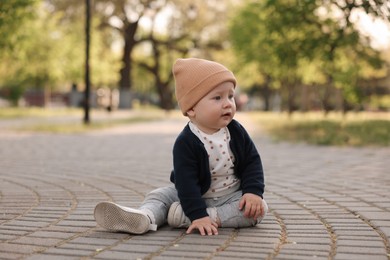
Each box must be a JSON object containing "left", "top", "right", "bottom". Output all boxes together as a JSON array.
[
  {"left": 229, "top": 120, "right": 265, "bottom": 197},
  {"left": 171, "top": 130, "right": 209, "bottom": 221}
]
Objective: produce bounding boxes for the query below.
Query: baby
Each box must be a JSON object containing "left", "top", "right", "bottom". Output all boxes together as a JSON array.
[{"left": 94, "top": 58, "right": 268, "bottom": 236}]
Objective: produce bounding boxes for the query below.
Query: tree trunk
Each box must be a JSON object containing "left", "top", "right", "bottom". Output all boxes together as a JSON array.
[
  {"left": 262, "top": 75, "right": 272, "bottom": 111},
  {"left": 299, "top": 84, "right": 310, "bottom": 112},
  {"left": 157, "top": 82, "right": 174, "bottom": 111},
  {"left": 322, "top": 77, "right": 334, "bottom": 116},
  {"left": 118, "top": 21, "right": 139, "bottom": 108},
  {"left": 119, "top": 40, "right": 131, "bottom": 90},
  {"left": 286, "top": 83, "right": 297, "bottom": 115}
]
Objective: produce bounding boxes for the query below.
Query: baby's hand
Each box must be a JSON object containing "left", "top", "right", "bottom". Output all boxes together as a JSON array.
[
  {"left": 239, "top": 193, "right": 265, "bottom": 220},
  {"left": 186, "top": 216, "right": 218, "bottom": 236}
]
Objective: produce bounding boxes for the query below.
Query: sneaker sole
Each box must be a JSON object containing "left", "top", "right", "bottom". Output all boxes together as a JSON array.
[{"left": 94, "top": 202, "right": 150, "bottom": 234}]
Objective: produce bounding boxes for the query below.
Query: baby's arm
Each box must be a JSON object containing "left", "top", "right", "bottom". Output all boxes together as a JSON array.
[
  {"left": 239, "top": 193, "right": 265, "bottom": 220},
  {"left": 186, "top": 216, "right": 219, "bottom": 236}
]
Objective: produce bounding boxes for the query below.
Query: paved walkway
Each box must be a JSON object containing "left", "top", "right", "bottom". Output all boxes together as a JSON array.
[{"left": 0, "top": 113, "right": 389, "bottom": 259}]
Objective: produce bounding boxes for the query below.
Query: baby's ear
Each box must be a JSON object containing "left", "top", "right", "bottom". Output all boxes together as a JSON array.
[{"left": 186, "top": 108, "right": 195, "bottom": 117}]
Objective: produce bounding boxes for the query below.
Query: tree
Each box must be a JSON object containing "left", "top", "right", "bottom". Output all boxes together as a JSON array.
[
  {"left": 135, "top": 3, "right": 177, "bottom": 110},
  {"left": 46, "top": 0, "right": 171, "bottom": 107},
  {"left": 43, "top": 0, "right": 237, "bottom": 110},
  {"left": 134, "top": 0, "right": 235, "bottom": 110},
  {"left": 0, "top": 2, "right": 66, "bottom": 105},
  {"left": 230, "top": 1, "right": 319, "bottom": 113},
  {"left": 0, "top": 0, "right": 39, "bottom": 104},
  {"left": 0, "top": 1, "right": 120, "bottom": 106},
  {"left": 229, "top": 0, "right": 386, "bottom": 114},
  {"left": 310, "top": 0, "right": 385, "bottom": 113},
  {"left": 0, "top": 0, "right": 38, "bottom": 50}
]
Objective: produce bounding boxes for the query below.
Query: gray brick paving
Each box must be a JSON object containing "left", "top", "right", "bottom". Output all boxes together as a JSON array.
[{"left": 0, "top": 113, "right": 389, "bottom": 259}]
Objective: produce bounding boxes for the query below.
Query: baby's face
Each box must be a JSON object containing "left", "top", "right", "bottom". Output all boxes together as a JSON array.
[{"left": 187, "top": 82, "right": 236, "bottom": 134}]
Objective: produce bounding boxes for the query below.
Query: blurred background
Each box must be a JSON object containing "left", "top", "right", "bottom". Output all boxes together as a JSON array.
[{"left": 0, "top": 0, "right": 389, "bottom": 115}]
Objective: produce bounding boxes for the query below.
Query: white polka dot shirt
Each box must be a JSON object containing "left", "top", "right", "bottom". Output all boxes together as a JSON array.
[{"left": 189, "top": 122, "right": 241, "bottom": 198}]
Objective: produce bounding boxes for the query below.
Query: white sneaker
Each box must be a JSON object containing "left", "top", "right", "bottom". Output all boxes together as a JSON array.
[
  {"left": 167, "top": 202, "right": 191, "bottom": 228},
  {"left": 167, "top": 202, "right": 218, "bottom": 228},
  {"left": 94, "top": 202, "right": 157, "bottom": 234}
]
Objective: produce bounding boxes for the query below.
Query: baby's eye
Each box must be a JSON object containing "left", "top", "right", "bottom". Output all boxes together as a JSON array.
[
  {"left": 229, "top": 95, "right": 234, "bottom": 99},
  {"left": 214, "top": 96, "right": 221, "bottom": 100}
]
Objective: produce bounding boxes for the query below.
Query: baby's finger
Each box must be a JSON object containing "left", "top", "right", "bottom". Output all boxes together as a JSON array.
[
  {"left": 211, "top": 225, "right": 219, "bottom": 235},
  {"left": 259, "top": 203, "right": 265, "bottom": 217},
  {"left": 248, "top": 204, "right": 257, "bottom": 218},
  {"left": 252, "top": 204, "right": 259, "bottom": 217},
  {"left": 206, "top": 226, "right": 214, "bottom": 236},
  {"left": 244, "top": 203, "right": 252, "bottom": 217},
  {"left": 254, "top": 204, "right": 262, "bottom": 219},
  {"left": 186, "top": 224, "right": 195, "bottom": 234},
  {"left": 211, "top": 221, "right": 218, "bottom": 228},
  {"left": 239, "top": 197, "right": 245, "bottom": 210},
  {"left": 198, "top": 226, "right": 206, "bottom": 236}
]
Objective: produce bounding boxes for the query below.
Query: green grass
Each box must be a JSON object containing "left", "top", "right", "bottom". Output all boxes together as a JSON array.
[
  {"left": 1, "top": 107, "right": 174, "bottom": 134},
  {"left": 0, "top": 107, "right": 82, "bottom": 118},
  {"left": 17, "top": 116, "right": 163, "bottom": 134},
  {"left": 251, "top": 112, "right": 390, "bottom": 147}
]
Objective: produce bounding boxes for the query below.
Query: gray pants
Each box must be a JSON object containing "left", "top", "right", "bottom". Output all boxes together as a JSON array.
[{"left": 139, "top": 186, "right": 267, "bottom": 228}]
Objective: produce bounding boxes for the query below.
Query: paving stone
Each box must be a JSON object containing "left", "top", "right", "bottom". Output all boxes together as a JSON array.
[
  {"left": 94, "top": 251, "right": 146, "bottom": 259},
  {"left": 337, "top": 239, "right": 384, "bottom": 247},
  {"left": 272, "top": 254, "right": 328, "bottom": 260},
  {"left": 10, "top": 236, "right": 63, "bottom": 247},
  {"left": 28, "top": 231, "right": 77, "bottom": 239},
  {"left": 334, "top": 253, "right": 388, "bottom": 260},
  {"left": 0, "top": 243, "right": 46, "bottom": 254},
  {"left": 0, "top": 252, "right": 24, "bottom": 260},
  {"left": 336, "top": 245, "right": 387, "bottom": 254},
  {"left": 39, "top": 247, "right": 93, "bottom": 257},
  {"left": 109, "top": 243, "right": 165, "bottom": 253},
  {"left": 27, "top": 254, "right": 80, "bottom": 260}
]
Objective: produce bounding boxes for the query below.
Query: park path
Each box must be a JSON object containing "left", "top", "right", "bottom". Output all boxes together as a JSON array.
[{"left": 0, "top": 113, "right": 389, "bottom": 259}]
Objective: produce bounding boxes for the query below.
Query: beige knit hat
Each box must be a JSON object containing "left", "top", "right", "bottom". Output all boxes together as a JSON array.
[{"left": 173, "top": 58, "right": 236, "bottom": 115}]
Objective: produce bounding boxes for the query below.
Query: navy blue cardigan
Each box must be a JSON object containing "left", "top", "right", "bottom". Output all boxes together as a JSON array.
[{"left": 170, "top": 119, "right": 265, "bottom": 221}]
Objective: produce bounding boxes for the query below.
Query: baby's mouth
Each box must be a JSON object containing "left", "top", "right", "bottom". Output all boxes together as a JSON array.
[{"left": 222, "top": 112, "right": 232, "bottom": 117}]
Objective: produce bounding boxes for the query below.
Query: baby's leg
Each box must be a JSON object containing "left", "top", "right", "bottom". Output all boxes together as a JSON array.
[
  {"left": 216, "top": 199, "right": 268, "bottom": 228},
  {"left": 139, "top": 186, "right": 179, "bottom": 227},
  {"left": 94, "top": 186, "right": 178, "bottom": 234},
  {"left": 207, "top": 191, "right": 268, "bottom": 228}
]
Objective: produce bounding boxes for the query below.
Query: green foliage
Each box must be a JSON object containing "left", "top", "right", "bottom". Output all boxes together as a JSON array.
[
  {"left": 89, "top": 17, "right": 121, "bottom": 88},
  {"left": 13, "top": 116, "right": 162, "bottom": 133},
  {"left": 6, "top": 86, "right": 25, "bottom": 106},
  {"left": 0, "top": 0, "right": 40, "bottom": 103},
  {"left": 369, "top": 95, "right": 390, "bottom": 110},
  {"left": 252, "top": 112, "right": 389, "bottom": 147},
  {"left": 270, "top": 119, "right": 389, "bottom": 146},
  {"left": 0, "top": 0, "right": 388, "bottom": 112},
  {"left": 229, "top": 0, "right": 386, "bottom": 112},
  {"left": 0, "top": 6, "right": 68, "bottom": 94},
  {"left": 0, "top": 108, "right": 168, "bottom": 133},
  {"left": 0, "top": 1, "right": 120, "bottom": 105},
  {"left": 0, "top": 0, "right": 38, "bottom": 50},
  {"left": 0, "top": 107, "right": 81, "bottom": 118},
  {"left": 230, "top": 1, "right": 319, "bottom": 76}
]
